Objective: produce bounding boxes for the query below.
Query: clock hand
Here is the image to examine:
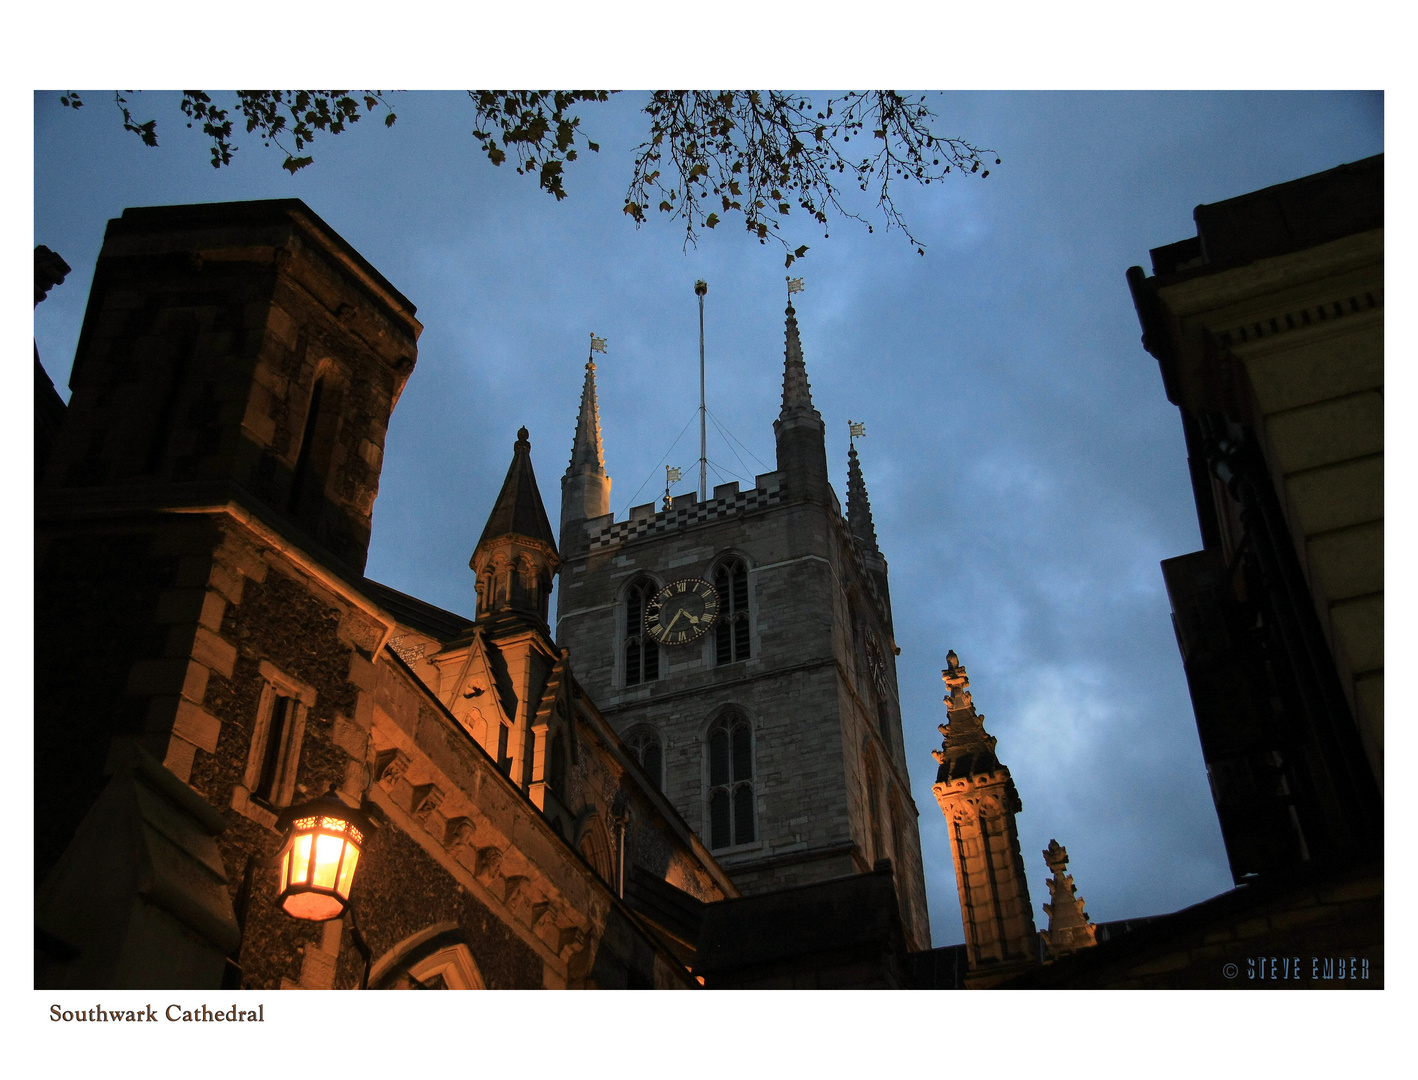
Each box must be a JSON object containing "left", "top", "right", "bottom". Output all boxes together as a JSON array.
[{"left": 665, "top": 609, "right": 684, "bottom": 631}]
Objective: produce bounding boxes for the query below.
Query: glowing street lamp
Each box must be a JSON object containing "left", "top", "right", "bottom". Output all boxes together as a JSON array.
[{"left": 275, "top": 789, "right": 371, "bottom": 921}]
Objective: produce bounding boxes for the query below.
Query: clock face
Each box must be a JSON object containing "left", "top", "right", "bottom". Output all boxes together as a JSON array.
[
  {"left": 865, "top": 634, "right": 888, "bottom": 696},
  {"left": 644, "top": 578, "right": 720, "bottom": 646}
]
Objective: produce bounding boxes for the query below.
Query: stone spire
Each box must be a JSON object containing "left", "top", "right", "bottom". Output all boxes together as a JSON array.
[
  {"left": 559, "top": 359, "right": 611, "bottom": 555},
  {"left": 772, "top": 300, "right": 830, "bottom": 498},
  {"left": 779, "top": 300, "right": 818, "bottom": 420},
  {"left": 1040, "top": 839, "right": 1098, "bottom": 960},
  {"left": 846, "top": 440, "right": 879, "bottom": 553},
  {"left": 568, "top": 359, "right": 606, "bottom": 473},
  {"left": 473, "top": 427, "right": 560, "bottom": 629},
  {"left": 932, "top": 651, "right": 1038, "bottom": 984}
]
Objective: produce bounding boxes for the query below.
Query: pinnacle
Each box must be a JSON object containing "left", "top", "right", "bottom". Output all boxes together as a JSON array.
[
  {"left": 846, "top": 441, "right": 879, "bottom": 551},
  {"left": 934, "top": 652, "right": 1001, "bottom": 781},
  {"left": 779, "top": 302, "right": 818, "bottom": 421},
  {"left": 567, "top": 359, "right": 606, "bottom": 475}
]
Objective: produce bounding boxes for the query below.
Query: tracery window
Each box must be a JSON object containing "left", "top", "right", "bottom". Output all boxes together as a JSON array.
[
  {"left": 625, "top": 728, "right": 664, "bottom": 791},
  {"left": 714, "top": 558, "right": 750, "bottom": 665},
  {"left": 707, "top": 710, "right": 755, "bottom": 849},
  {"left": 623, "top": 579, "right": 660, "bottom": 686}
]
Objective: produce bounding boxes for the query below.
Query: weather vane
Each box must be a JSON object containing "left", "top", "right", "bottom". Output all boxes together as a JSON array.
[
  {"left": 663, "top": 466, "right": 683, "bottom": 510},
  {"left": 786, "top": 276, "right": 804, "bottom": 298},
  {"left": 849, "top": 420, "right": 866, "bottom": 442},
  {"left": 589, "top": 333, "right": 607, "bottom": 363}
]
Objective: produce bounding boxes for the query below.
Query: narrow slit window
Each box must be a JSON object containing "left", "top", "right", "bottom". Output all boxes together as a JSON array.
[{"left": 255, "top": 695, "right": 293, "bottom": 801}]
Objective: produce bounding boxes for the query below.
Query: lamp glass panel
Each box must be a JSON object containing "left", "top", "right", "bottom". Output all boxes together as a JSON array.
[
  {"left": 313, "top": 832, "right": 345, "bottom": 890},
  {"left": 290, "top": 832, "right": 312, "bottom": 887},
  {"left": 335, "top": 845, "right": 360, "bottom": 899}
]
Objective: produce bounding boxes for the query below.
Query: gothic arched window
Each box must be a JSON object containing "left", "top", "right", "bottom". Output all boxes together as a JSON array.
[
  {"left": 625, "top": 727, "right": 664, "bottom": 791},
  {"left": 623, "top": 579, "right": 660, "bottom": 686},
  {"left": 707, "top": 710, "right": 755, "bottom": 849},
  {"left": 713, "top": 557, "right": 751, "bottom": 665}
]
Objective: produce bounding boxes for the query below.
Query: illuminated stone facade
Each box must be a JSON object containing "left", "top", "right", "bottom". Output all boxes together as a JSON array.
[{"left": 931, "top": 652, "right": 1037, "bottom": 983}]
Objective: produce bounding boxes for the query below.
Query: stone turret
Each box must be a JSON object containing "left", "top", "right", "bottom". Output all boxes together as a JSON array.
[
  {"left": 932, "top": 651, "right": 1038, "bottom": 983},
  {"left": 37, "top": 200, "right": 421, "bottom": 575},
  {"left": 560, "top": 357, "right": 610, "bottom": 554},
  {"left": 1040, "top": 839, "right": 1098, "bottom": 960},
  {"left": 773, "top": 300, "right": 830, "bottom": 500},
  {"left": 472, "top": 427, "right": 560, "bottom": 633}
]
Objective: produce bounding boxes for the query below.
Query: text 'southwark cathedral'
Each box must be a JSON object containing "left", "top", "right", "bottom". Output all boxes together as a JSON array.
[{"left": 35, "top": 158, "right": 1382, "bottom": 990}]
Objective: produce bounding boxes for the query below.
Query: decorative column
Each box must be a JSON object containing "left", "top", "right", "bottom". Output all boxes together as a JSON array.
[{"left": 931, "top": 651, "right": 1038, "bottom": 983}]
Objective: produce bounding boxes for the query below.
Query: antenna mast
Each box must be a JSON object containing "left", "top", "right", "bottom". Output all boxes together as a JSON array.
[{"left": 695, "top": 279, "right": 708, "bottom": 501}]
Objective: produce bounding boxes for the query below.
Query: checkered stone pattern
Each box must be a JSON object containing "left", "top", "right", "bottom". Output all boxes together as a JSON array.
[{"left": 587, "top": 478, "right": 784, "bottom": 552}]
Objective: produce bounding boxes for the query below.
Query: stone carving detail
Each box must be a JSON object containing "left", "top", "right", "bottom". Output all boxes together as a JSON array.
[
  {"left": 409, "top": 783, "right": 444, "bottom": 823},
  {"left": 503, "top": 874, "right": 530, "bottom": 906},
  {"left": 341, "top": 611, "right": 383, "bottom": 652},
  {"left": 444, "top": 816, "right": 476, "bottom": 851},
  {"left": 374, "top": 748, "right": 410, "bottom": 790},
  {"left": 474, "top": 846, "right": 503, "bottom": 883},
  {"left": 558, "top": 925, "right": 587, "bottom": 960}
]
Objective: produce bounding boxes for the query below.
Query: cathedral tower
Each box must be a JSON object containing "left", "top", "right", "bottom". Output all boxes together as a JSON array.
[
  {"left": 556, "top": 296, "right": 931, "bottom": 951},
  {"left": 932, "top": 651, "right": 1038, "bottom": 982}
]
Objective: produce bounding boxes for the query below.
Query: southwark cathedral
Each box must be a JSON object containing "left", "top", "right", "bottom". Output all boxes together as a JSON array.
[{"left": 35, "top": 161, "right": 1382, "bottom": 990}]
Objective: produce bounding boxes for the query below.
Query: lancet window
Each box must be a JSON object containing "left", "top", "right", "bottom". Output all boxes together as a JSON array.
[
  {"left": 707, "top": 710, "right": 755, "bottom": 849},
  {"left": 714, "top": 557, "right": 751, "bottom": 665},
  {"left": 624, "top": 579, "right": 660, "bottom": 686}
]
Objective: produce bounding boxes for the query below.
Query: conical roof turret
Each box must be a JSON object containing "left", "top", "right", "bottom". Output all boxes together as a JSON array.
[
  {"left": 473, "top": 427, "right": 559, "bottom": 628},
  {"left": 846, "top": 440, "right": 879, "bottom": 553},
  {"left": 476, "top": 427, "right": 557, "bottom": 556}
]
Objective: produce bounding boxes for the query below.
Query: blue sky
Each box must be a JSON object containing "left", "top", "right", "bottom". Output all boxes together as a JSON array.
[{"left": 34, "top": 89, "right": 1383, "bottom": 949}]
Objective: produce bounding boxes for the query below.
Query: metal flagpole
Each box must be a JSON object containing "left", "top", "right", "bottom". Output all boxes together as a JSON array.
[{"left": 695, "top": 280, "right": 708, "bottom": 502}]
